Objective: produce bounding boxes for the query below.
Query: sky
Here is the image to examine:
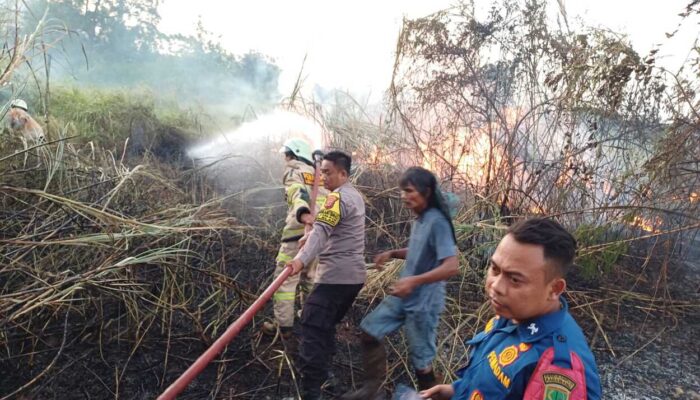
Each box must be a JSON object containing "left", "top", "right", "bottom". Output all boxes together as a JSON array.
[{"left": 158, "top": 0, "right": 699, "bottom": 101}]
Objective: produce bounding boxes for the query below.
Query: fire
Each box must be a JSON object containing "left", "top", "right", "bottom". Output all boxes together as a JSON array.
[
  {"left": 365, "top": 145, "right": 395, "bottom": 165},
  {"left": 691, "top": 192, "right": 699, "bottom": 203},
  {"left": 419, "top": 127, "right": 505, "bottom": 188},
  {"left": 628, "top": 215, "right": 663, "bottom": 233}
]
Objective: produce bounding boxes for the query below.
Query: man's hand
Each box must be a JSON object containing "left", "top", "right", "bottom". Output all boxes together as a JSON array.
[
  {"left": 300, "top": 212, "right": 314, "bottom": 225},
  {"left": 419, "top": 384, "right": 454, "bottom": 400},
  {"left": 372, "top": 250, "right": 393, "bottom": 271},
  {"left": 389, "top": 276, "right": 419, "bottom": 298},
  {"left": 285, "top": 259, "right": 304, "bottom": 276}
]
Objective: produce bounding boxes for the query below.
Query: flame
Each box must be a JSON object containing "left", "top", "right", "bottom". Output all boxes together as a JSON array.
[
  {"left": 628, "top": 215, "right": 663, "bottom": 233},
  {"left": 419, "top": 127, "right": 506, "bottom": 188},
  {"left": 690, "top": 192, "right": 699, "bottom": 203}
]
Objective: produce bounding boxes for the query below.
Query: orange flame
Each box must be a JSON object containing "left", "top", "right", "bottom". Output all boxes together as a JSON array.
[
  {"left": 419, "top": 127, "right": 506, "bottom": 188},
  {"left": 628, "top": 216, "right": 663, "bottom": 233}
]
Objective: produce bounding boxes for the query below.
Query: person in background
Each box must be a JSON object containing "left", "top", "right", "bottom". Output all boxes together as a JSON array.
[{"left": 262, "top": 138, "right": 327, "bottom": 339}]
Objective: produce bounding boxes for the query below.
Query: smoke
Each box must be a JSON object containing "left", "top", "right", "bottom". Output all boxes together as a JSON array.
[{"left": 187, "top": 109, "right": 326, "bottom": 195}]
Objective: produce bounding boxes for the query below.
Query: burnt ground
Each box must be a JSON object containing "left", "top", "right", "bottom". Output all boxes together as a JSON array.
[{"left": 1, "top": 260, "right": 698, "bottom": 399}]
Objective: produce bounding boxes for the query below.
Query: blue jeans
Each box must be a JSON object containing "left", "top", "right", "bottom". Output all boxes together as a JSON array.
[{"left": 359, "top": 295, "right": 442, "bottom": 370}]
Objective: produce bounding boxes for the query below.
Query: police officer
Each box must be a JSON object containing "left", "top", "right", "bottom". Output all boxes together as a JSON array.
[
  {"left": 262, "top": 138, "right": 328, "bottom": 338},
  {"left": 286, "top": 150, "right": 366, "bottom": 400},
  {"left": 421, "top": 218, "right": 602, "bottom": 400}
]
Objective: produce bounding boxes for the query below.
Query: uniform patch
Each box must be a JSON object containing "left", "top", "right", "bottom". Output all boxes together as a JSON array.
[
  {"left": 324, "top": 193, "right": 338, "bottom": 209},
  {"left": 301, "top": 172, "right": 322, "bottom": 186},
  {"left": 469, "top": 390, "right": 484, "bottom": 400},
  {"left": 484, "top": 316, "right": 498, "bottom": 333},
  {"left": 317, "top": 192, "right": 341, "bottom": 226},
  {"left": 542, "top": 373, "right": 575, "bottom": 400},
  {"left": 498, "top": 345, "right": 519, "bottom": 367},
  {"left": 518, "top": 342, "right": 532, "bottom": 352},
  {"left": 487, "top": 351, "right": 511, "bottom": 388}
]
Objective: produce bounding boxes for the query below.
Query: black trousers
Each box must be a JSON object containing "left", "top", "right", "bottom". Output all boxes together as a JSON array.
[{"left": 299, "top": 282, "right": 363, "bottom": 399}]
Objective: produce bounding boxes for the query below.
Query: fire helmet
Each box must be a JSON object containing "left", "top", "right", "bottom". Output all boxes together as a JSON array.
[
  {"left": 280, "top": 138, "right": 312, "bottom": 163},
  {"left": 10, "top": 99, "right": 28, "bottom": 111}
]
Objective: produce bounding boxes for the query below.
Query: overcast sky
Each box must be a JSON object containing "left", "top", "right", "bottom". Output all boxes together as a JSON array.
[{"left": 159, "top": 0, "right": 699, "bottom": 100}]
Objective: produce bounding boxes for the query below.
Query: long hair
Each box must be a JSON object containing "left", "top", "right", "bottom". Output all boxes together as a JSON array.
[{"left": 399, "top": 167, "right": 457, "bottom": 242}]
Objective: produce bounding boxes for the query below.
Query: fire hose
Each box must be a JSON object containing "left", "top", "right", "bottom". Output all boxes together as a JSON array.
[{"left": 157, "top": 150, "right": 324, "bottom": 399}]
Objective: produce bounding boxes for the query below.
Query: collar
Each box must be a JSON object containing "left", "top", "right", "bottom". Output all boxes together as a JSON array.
[
  {"left": 285, "top": 159, "right": 308, "bottom": 169},
  {"left": 516, "top": 296, "right": 568, "bottom": 343}
]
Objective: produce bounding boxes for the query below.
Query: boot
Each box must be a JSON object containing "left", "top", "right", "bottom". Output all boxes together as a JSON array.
[
  {"left": 262, "top": 321, "right": 293, "bottom": 339},
  {"left": 415, "top": 368, "right": 439, "bottom": 391},
  {"left": 340, "top": 339, "right": 386, "bottom": 400}
]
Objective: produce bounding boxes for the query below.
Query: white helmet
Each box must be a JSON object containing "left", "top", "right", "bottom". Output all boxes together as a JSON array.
[
  {"left": 10, "top": 99, "right": 28, "bottom": 111},
  {"left": 279, "top": 138, "right": 312, "bottom": 163}
]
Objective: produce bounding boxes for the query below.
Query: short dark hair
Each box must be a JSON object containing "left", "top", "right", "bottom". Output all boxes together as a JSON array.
[
  {"left": 323, "top": 150, "right": 351, "bottom": 174},
  {"left": 507, "top": 218, "right": 576, "bottom": 279}
]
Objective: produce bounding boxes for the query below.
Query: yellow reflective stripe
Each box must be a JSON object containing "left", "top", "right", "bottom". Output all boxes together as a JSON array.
[
  {"left": 274, "top": 292, "right": 296, "bottom": 301},
  {"left": 276, "top": 252, "right": 294, "bottom": 263},
  {"left": 282, "top": 227, "right": 304, "bottom": 238}
]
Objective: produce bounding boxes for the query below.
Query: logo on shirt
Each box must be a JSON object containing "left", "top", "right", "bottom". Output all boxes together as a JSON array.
[
  {"left": 487, "top": 351, "right": 511, "bottom": 388},
  {"left": 484, "top": 315, "right": 498, "bottom": 333},
  {"left": 468, "top": 390, "right": 484, "bottom": 400},
  {"left": 542, "top": 373, "right": 576, "bottom": 400},
  {"left": 484, "top": 316, "right": 498, "bottom": 333},
  {"left": 317, "top": 192, "right": 341, "bottom": 227},
  {"left": 527, "top": 323, "right": 539, "bottom": 335},
  {"left": 498, "top": 345, "right": 519, "bottom": 367}
]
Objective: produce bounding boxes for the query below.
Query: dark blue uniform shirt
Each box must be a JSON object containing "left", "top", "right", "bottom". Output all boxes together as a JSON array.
[{"left": 451, "top": 297, "right": 601, "bottom": 399}]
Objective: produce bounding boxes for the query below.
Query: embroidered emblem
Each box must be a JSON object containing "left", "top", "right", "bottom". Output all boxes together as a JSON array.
[
  {"left": 518, "top": 342, "right": 532, "bottom": 352},
  {"left": 468, "top": 390, "right": 484, "bottom": 400},
  {"left": 324, "top": 193, "right": 338, "bottom": 209},
  {"left": 302, "top": 172, "right": 315, "bottom": 185},
  {"left": 487, "top": 351, "right": 511, "bottom": 388},
  {"left": 527, "top": 323, "right": 539, "bottom": 335},
  {"left": 484, "top": 316, "right": 498, "bottom": 333},
  {"left": 542, "top": 373, "right": 576, "bottom": 400},
  {"left": 317, "top": 192, "right": 341, "bottom": 227},
  {"left": 498, "top": 345, "right": 519, "bottom": 367}
]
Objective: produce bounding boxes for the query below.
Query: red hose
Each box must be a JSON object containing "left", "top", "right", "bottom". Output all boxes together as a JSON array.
[{"left": 157, "top": 265, "right": 294, "bottom": 399}]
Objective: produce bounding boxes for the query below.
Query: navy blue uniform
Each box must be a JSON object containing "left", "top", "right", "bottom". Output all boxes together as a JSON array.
[{"left": 451, "top": 297, "right": 601, "bottom": 400}]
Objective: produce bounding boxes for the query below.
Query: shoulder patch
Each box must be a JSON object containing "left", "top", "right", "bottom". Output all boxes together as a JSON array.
[
  {"left": 302, "top": 172, "right": 315, "bottom": 185},
  {"left": 317, "top": 192, "right": 341, "bottom": 226},
  {"left": 469, "top": 390, "right": 484, "bottom": 400},
  {"left": 542, "top": 373, "right": 575, "bottom": 400}
]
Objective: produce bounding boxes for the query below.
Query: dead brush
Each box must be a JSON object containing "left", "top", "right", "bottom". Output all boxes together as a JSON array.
[{"left": 0, "top": 133, "right": 283, "bottom": 398}]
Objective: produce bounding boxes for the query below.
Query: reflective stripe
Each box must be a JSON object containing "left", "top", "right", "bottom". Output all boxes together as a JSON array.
[
  {"left": 293, "top": 199, "right": 308, "bottom": 208},
  {"left": 286, "top": 184, "right": 304, "bottom": 205},
  {"left": 281, "top": 227, "right": 304, "bottom": 240},
  {"left": 276, "top": 252, "right": 294, "bottom": 263},
  {"left": 274, "top": 291, "right": 296, "bottom": 301}
]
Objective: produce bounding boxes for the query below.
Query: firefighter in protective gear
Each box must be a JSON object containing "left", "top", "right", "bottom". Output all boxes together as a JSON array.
[
  {"left": 262, "top": 138, "right": 328, "bottom": 338},
  {"left": 10, "top": 99, "right": 29, "bottom": 111}
]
